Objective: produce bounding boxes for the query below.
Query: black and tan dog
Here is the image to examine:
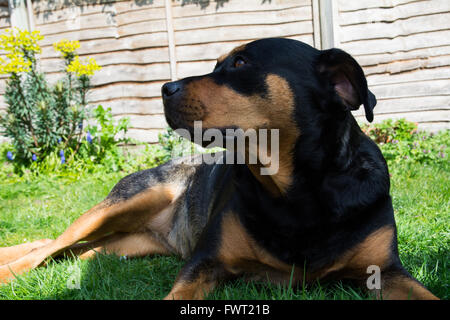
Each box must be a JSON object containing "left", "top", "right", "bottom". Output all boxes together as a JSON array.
[{"left": 0, "top": 38, "right": 438, "bottom": 300}]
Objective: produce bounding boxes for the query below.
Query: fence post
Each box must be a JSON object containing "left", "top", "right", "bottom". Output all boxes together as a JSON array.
[
  {"left": 318, "top": 0, "right": 339, "bottom": 49},
  {"left": 8, "top": 0, "right": 34, "bottom": 31},
  {"left": 164, "top": 0, "right": 178, "bottom": 81},
  {"left": 312, "top": 0, "right": 321, "bottom": 49}
]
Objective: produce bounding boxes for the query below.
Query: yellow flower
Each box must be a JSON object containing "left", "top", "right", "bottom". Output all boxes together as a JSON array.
[
  {"left": 66, "top": 56, "right": 101, "bottom": 77},
  {"left": 53, "top": 39, "right": 80, "bottom": 57},
  {"left": 0, "top": 28, "right": 43, "bottom": 54},
  {"left": 0, "top": 53, "right": 32, "bottom": 74},
  {"left": 0, "top": 28, "right": 42, "bottom": 74}
]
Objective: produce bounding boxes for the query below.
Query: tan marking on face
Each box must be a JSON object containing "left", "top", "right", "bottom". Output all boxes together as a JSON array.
[
  {"left": 184, "top": 74, "right": 299, "bottom": 194},
  {"left": 184, "top": 74, "right": 297, "bottom": 131},
  {"left": 217, "top": 43, "right": 248, "bottom": 64}
]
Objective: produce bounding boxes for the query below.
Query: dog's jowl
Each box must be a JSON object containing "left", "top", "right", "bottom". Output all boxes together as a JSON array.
[{"left": 0, "top": 38, "right": 438, "bottom": 300}]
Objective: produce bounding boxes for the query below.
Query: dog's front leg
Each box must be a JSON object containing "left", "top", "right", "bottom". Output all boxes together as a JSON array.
[
  {"left": 164, "top": 258, "right": 228, "bottom": 300},
  {"left": 0, "top": 184, "right": 175, "bottom": 283}
]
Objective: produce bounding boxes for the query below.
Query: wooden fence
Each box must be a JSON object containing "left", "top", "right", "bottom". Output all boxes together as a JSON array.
[{"left": 0, "top": 0, "right": 449, "bottom": 143}]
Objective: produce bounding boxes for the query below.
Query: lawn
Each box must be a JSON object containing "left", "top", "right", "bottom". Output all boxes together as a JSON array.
[{"left": 0, "top": 161, "right": 448, "bottom": 300}]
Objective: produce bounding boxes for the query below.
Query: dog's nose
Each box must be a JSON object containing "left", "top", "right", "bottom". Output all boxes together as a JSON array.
[{"left": 162, "top": 81, "right": 181, "bottom": 99}]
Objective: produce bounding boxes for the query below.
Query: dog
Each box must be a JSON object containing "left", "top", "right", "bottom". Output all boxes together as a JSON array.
[{"left": 0, "top": 38, "right": 438, "bottom": 300}]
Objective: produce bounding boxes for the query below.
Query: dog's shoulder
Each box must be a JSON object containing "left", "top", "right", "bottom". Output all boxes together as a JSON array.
[{"left": 106, "top": 152, "right": 229, "bottom": 203}]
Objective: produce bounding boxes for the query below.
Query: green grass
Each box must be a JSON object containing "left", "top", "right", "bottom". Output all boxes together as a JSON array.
[{"left": 0, "top": 162, "right": 448, "bottom": 300}]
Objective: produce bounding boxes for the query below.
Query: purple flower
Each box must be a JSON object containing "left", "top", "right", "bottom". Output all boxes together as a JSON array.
[
  {"left": 78, "top": 122, "right": 83, "bottom": 129},
  {"left": 87, "top": 131, "right": 93, "bottom": 144},
  {"left": 438, "top": 152, "right": 445, "bottom": 158},
  {"left": 6, "top": 151, "right": 13, "bottom": 161},
  {"left": 57, "top": 138, "right": 62, "bottom": 143},
  {"left": 423, "top": 149, "right": 429, "bottom": 154},
  {"left": 32, "top": 154, "right": 37, "bottom": 161},
  {"left": 59, "top": 150, "right": 64, "bottom": 157},
  {"left": 392, "top": 139, "right": 399, "bottom": 144},
  {"left": 61, "top": 156, "right": 66, "bottom": 164}
]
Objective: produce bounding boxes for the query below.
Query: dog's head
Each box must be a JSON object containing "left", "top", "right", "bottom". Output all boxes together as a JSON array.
[
  {"left": 162, "top": 38, "right": 376, "bottom": 145},
  {"left": 162, "top": 38, "right": 376, "bottom": 193}
]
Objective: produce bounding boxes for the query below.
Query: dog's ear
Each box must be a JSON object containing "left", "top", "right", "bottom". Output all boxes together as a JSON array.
[{"left": 317, "top": 48, "right": 377, "bottom": 122}]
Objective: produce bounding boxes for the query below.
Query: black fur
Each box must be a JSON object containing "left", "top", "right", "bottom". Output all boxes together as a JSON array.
[
  {"left": 129, "top": 38, "right": 432, "bottom": 296},
  {"left": 161, "top": 38, "right": 403, "bottom": 276}
]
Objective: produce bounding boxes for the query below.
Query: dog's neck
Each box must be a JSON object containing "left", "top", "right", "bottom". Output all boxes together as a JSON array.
[
  {"left": 245, "top": 132, "right": 298, "bottom": 197},
  {"left": 246, "top": 114, "right": 360, "bottom": 198},
  {"left": 294, "top": 112, "right": 360, "bottom": 174}
]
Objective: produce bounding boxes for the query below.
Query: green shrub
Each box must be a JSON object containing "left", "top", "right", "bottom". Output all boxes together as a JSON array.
[
  {"left": 361, "top": 119, "right": 449, "bottom": 166},
  {"left": 1, "top": 105, "right": 132, "bottom": 178},
  {"left": 76, "top": 105, "right": 131, "bottom": 172},
  {"left": 0, "top": 29, "right": 100, "bottom": 165}
]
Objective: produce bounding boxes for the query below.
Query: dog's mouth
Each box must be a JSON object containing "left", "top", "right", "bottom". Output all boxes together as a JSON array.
[{"left": 164, "top": 108, "right": 240, "bottom": 148}]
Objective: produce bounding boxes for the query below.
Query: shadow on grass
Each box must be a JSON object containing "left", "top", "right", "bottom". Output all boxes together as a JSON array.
[
  {"left": 400, "top": 247, "right": 449, "bottom": 300},
  {"left": 39, "top": 243, "right": 447, "bottom": 300},
  {"left": 43, "top": 253, "right": 184, "bottom": 300}
]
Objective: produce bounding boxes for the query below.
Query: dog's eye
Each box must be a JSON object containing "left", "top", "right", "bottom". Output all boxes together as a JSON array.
[{"left": 233, "top": 57, "right": 246, "bottom": 68}]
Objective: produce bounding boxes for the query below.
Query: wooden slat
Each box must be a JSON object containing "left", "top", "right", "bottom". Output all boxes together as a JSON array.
[
  {"left": 370, "top": 79, "right": 450, "bottom": 99},
  {"left": 339, "top": 0, "right": 450, "bottom": 26},
  {"left": 286, "top": 34, "right": 315, "bottom": 46},
  {"left": 121, "top": 114, "right": 167, "bottom": 129},
  {"left": 367, "top": 95, "right": 450, "bottom": 114},
  {"left": 89, "top": 82, "right": 166, "bottom": 102},
  {"left": 355, "top": 45, "right": 450, "bottom": 67},
  {"left": 38, "top": 17, "right": 168, "bottom": 40},
  {"left": 174, "top": 21, "right": 313, "bottom": 45},
  {"left": 0, "top": 17, "right": 9, "bottom": 28},
  {"left": 339, "top": 30, "right": 450, "bottom": 56},
  {"left": 33, "top": 2, "right": 118, "bottom": 24},
  {"left": 355, "top": 99, "right": 450, "bottom": 116},
  {"left": 363, "top": 55, "right": 450, "bottom": 76},
  {"left": 125, "top": 128, "right": 165, "bottom": 143},
  {"left": 172, "top": 0, "right": 310, "bottom": 17},
  {"left": 416, "top": 122, "right": 450, "bottom": 132},
  {"left": 37, "top": 11, "right": 117, "bottom": 35},
  {"left": 44, "top": 63, "right": 171, "bottom": 86},
  {"left": 95, "top": 98, "right": 164, "bottom": 116},
  {"left": 39, "top": 26, "right": 118, "bottom": 46},
  {"left": 177, "top": 60, "right": 217, "bottom": 78},
  {"left": 175, "top": 40, "right": 249, "bottom": 62},
  {"left": 354, "top": 109, "right": 450, "bottom": 126},
  {"left": 338, "top": 0, "right": 423, "bottom": 12},
  {"left": 115, "top": 7, "right": 166, "bottom": 24},
  {"left": 173, "top": 6, "right": 312, "bottom": 31},
  {"left": 339, "top": 12, "right": 450, "bottom": 43},
  {"left": 40, "top": 32, "right": 169, "bottom": 57},
  {"left": 32, "top": 0, "right": 131, "bottom": 14},
  {"left": 89, "top": 63, "right": 171, "bottom": 85},
  {"left": 367, "top": 66, "right": 450, "bottom": 86},
  {"left": 117, "top": 19, "right": 167, "bottom": 37},
  {"left": 114, "top": 0, "right": 166, "bottom": 13},
  {"left": 41, "top": 47, "right": 170, "bottom": 73}
]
